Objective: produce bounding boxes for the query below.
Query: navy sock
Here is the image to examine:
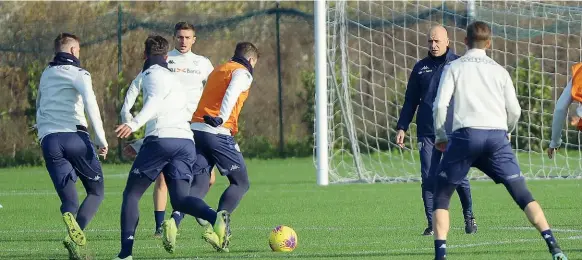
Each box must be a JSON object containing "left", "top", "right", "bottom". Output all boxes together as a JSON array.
[
  {"left": 118, "top": 233, "right": 134, "bottom": 258},
  {"left": 541, "top": 229, "right": 560, "bottom": 252},
  {"left": 172, "top": 211, "right": 185, "bottom": 227},
  {"left": 154, "top": 211, "right": 165, "bottom": 231},
  {"left": 434, "top": 240, "right": 446, "bottom": 259}
]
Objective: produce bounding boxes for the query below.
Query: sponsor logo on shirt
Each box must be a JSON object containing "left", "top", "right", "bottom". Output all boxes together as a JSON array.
[{"left": 169, "top": 68, "right": 201, "bottom": 74}]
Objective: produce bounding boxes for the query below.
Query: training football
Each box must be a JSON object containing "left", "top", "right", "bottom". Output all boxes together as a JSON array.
[{"left": 269, "top": 225, "right": 298, "bottom": 252}]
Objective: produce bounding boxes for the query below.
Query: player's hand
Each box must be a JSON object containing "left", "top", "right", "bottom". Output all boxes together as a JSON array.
[
  {"left": 203, "top": 115, "right": 224, "bottom": 127},
  {"left": 98, "top": 146, "right": 108, "bottom": 160},
  {"left": 507, "top": 133, "right": 511, "bottom": 140},
  {"left": 547, "top": 147, "right": 558, "bottom": 159},
  {"left": 395, "top": 129, "right": 406, "bottom": 148},
  {"left": 435, "top": 141, "right": 447, "bottom": 152},
  {"left": 115, "top": 124, "right": 133, "bottom": 138},
  {"left": 570, "top": 116, "right": 580, "bottom": 126},
  {"left": 123, "top": 144, "right": 138, "bottom": 159}
]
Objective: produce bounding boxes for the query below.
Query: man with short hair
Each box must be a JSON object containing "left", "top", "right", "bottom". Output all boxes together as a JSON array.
[
  {"left": 36, "top": 32, "right": 108, "bottom": 260},
  {"left": 396, "top": 25, "right": 476, "bottom": 236},
  {"left": 114, "top": 35, "right": 228, "bottom": 260},
  {"left": 161, "top": 42, "right": 259, "bottom": 253},
  {"left": 120, "top": 21, "right": 215, "bottom": 237},
  {"left": 432, "top": 21, "right": 567, "bottom": 260}
]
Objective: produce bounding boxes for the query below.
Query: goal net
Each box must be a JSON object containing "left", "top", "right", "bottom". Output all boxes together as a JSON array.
[{"left": 321, "top": 0, "right": 582, "bottom": 183}]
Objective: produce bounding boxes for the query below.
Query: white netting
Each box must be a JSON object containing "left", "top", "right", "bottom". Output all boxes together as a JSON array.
[{"left": 324, "top": 0, "right": 582, "bottom": 183}]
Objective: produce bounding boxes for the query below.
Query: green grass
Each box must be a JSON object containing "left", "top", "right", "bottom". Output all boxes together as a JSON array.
[{"left": 0, "top": 158, "right": 580, "bottom": 259}]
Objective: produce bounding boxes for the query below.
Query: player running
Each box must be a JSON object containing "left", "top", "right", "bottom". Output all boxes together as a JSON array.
[
  {"left": 396, "top": 24, "right": 476, "bottom": 236},
  {"left": 120, "top": 21, "right": 215, "bottom": 237},
  {"left": 114, "top": 35, "right": 228, "bottom": 260},
  {"left": 161, "top": 42, "right": 259, "bottom": 253},
  {"left": 432, "top": 21, "right": 568, "bottom": 260},
  {"left": 36, "top": 33, "right": 108, "bottom": 260}
]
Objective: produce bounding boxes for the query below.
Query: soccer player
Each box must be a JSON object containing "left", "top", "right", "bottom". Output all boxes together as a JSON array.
[
  {"left": 36, "top": 33, "right": 108, "bottom": 259},
  {"left": 161, "top": 42, "right": 259, "bottom": 253},
  {"left": 432, "top": 21, "right": 568, "bottom": 260},
  {"left": 547, "top": 63, "right": 582, "bottom": 159},
  {"left": 114, "top": 35, "right": 229, "bottom": 260},
  {"left": 120, "top": 21, "right": 215, "bottom": 237},
  {"left": 395, "top": 25, "right": 476, "bottom": 236}
]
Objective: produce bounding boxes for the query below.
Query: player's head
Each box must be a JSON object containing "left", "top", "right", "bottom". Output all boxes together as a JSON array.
[
  {"left": 144, "top": 35, "right": 169, "bottom": 59},
  {"left": 173, "top": 22, "right": 196, "bottom": 54},
  {"left": 465, "top": 21, "right": 491, "bottom": 49},
  {"left": 54, "top": 33, "right": 81, "bottom": 58},
  {"left": 427, "top": 25, "right": 449, "bottom": 57},
  {"left": 233, "top": 42, "right": 260, "bottom": 68}
]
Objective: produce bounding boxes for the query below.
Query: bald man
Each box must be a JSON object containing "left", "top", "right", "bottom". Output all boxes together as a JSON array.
[{"left": 396, "top": 25, "right": 477, "bottom": 236}]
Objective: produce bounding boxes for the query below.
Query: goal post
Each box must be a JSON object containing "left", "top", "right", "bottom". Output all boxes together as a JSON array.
[
  {"left": 314, "top": 0, "right": 329, "bottom": 186},
  {"left": 317, "top": 0, "right": 582, "bottom": 184}
]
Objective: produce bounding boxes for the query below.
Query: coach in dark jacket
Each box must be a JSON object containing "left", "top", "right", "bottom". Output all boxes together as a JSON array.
[{"left": 395, "top": 25, "right": 477, "bottom": 236}]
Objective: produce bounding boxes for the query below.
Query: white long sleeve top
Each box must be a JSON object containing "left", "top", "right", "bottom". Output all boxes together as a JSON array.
[
  {"left": 120, "top": 50, "right": 213, "bottom": 122},
  {"left": 124, "top": 65, "right": 193, "bottom": 140},
  {"left": 36, "top": 64, "right": 108, "bottom": 147},
  {"left": 433, "top": 48, "right": 522, "bottom": 143}
]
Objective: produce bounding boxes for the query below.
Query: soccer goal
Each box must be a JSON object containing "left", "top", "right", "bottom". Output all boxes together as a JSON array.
[{"left": 315, "top": 0, "right": 582, "bottom": 185}]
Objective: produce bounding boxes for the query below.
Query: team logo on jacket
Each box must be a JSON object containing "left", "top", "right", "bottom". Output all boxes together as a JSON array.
[{"left": 418, "top": 65, "right": 432, "bottom": 75}]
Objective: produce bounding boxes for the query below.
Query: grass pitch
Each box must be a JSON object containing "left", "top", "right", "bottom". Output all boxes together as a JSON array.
[{"left": 0, "top": 158, "right": 580, "bottom": 259}]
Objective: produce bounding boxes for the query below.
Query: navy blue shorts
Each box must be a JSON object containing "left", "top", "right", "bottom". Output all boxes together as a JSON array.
[
  {"left": 130, "top": 136, "right": 196, "bottom": 182},
  {"left": 41, "top": 131, "right": 103, "bottom": 189},
  {"left": 438, "top": 128, "right": 523, "bottom": 185},
  {"left": 192, "top": 130, "right": 246, "bottom": 176}
]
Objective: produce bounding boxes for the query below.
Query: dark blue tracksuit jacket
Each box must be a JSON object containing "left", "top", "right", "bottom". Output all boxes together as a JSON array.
[{"left": 396, "top": 48, "right": 459, "bottom": 137}]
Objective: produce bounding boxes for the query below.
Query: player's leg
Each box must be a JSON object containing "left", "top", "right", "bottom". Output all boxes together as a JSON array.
[
  {"left": 190, "top": 171, "right": 212, "bottom": 228},
  {"left": 418, "top": 137, "right": 436, "bottom": 236},
  {"left": 117, "top": 171, "right": 155, "bottom": 259},
  {"left": 153, "top": 174, "right": 168, "bottom": 237},
  {"left": 200, "top": 132, "right": 250, "bottom": 213},
  {"left": 116, "top": 137, "right": 166, "bottom": 259},
  {"left": 41, "top": 133, "right": 86, "bottom": 248},
  {"left": 160, "top": 138, "right": 228, "bottom": 252},
  {"left": 432, "top": 128, "right": 481, "bottom": 260},
  {"left": 67, "top": 131, "right": 105, "bottom": 231},
  {"left": 475, "top": 130, "right": 567, "bottom": 260},
  {"left": 169, "top": 141, "right": 214, "bottom": 229},
  {"left": 455, "top": 177, "right": 477, "bottom": 234}
]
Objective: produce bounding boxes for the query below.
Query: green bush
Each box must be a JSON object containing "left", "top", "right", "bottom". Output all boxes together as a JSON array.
[{"left": 512, "top": 56, "right": 553, "bottom": 152}]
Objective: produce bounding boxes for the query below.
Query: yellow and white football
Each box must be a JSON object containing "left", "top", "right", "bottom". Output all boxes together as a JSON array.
[{"left": 268, "top": 225, "right": 298, "bottom": 252}]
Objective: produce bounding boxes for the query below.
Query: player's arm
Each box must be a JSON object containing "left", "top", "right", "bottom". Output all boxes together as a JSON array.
[
  {"left": 396, "top": 66, "right": 421, "bottom": 132},
  {"left": 123, "top": 73, "right": 165, "bottom": 133},
  {"left": 120, "top": 75, "right": 142, "bottom": 124},
  {"left": 202, "top": 58, "right": 214, "bottom": 87},
  {"left": 203, "top": 69, "right": 252, "bottom": 127},
  {"left": 433, "top": 64, "right": 455, "bottom": 145},
  {"left": 503, "top": 72, "right": 522, "bottom": 134},
  {"left": 32, "top": 88, "right": 42, "bottom": 130},
  {"left": 549, "top": 79, "right": 573, "bottom": 149},
  {"left": 74, "top": 70, "right": 109, "bottom": 155}
]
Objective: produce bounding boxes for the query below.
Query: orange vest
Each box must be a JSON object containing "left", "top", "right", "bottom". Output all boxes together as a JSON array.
[
  {"left": 570, "top": 63, "right": 582, "bottom": 130},
  {"left": 192, "top": 61, "right": 250, "bottom": 135}
]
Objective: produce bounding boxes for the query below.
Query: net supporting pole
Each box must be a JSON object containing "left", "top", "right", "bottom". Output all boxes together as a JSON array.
[{"left": 315, "top": 0, "right": 329, "bottom": 186}]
